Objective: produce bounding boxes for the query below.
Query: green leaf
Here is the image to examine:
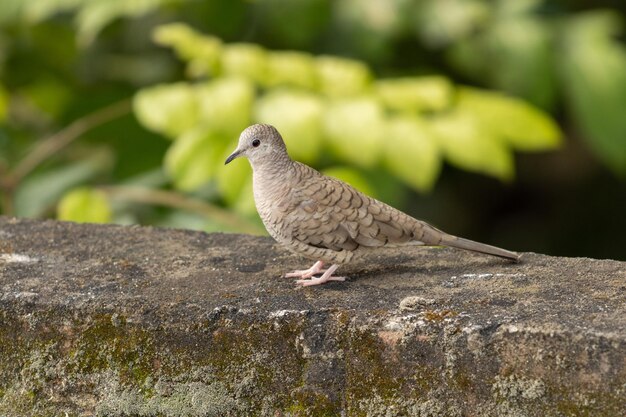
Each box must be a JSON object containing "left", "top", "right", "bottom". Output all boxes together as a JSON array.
[
  {"left": 233, "top": 178, "right": 257, "bottom": 216},
  {"left": 0, "top": 0, "right": 23, "bottom": 23},
  {"left": 165, "top": 128, "right": 227, "bottom": 191},
  {"left": 57, "top": 187, "right": 111, "bottom": 224},
  {"left": 323, "top": 97, "right": 384, "bottom": 168},
  {"left": 133, "top": 82, "right": 199, "bottom": 139},
  {"left": 265, "top": 51, "right": 318, "bottom": 89},
  {"left": 21, "top": 76, "right": 72, "bottom": 118},
  {"left": 0, "top": 84, "right": 8, "bottom": 121},
  {"left": 561, "top": 12, "right": 626, "bottom": 176},
  {"left": 431, "top": 111, "right": 514, "bottom": 181},
  {"left": 446, "top": 3, "right": 557, "bottom": 109},
  {"left": 221, "top": 43, "right": 268, "bottom": 85},
  {"left": 316, "top": 56, "right": 372, "bottom": 97},
  {"left": 487, "top": 16, "right": 557, "bottom": 109},
  {"left": 9, "top": 0, "right": 81, "bottom": 23},
  {"left": 322, "top": 167, "right": 375, "bottom": 196},
  {"left": 75, "top": 0, "right": 178, "bottom": 45},
  {"left": 385, "top": 116, "right": 441, "bottom": 192},
  {"left": 254, "top": 0, "right": 332, "bottom": 48},
  {"left": 196, "top": 77, "right": 255, "bottom": 139},
  {"left": 375, "top": 76, "right": 453, "bottom": 113},
  {"left": 254, "top": 89, "right": 324, "bottom": 163},
  {"left": 215, "top": 143, "right": 253, "bottom": 210},
  {"left": 415, "top": 0, "right": 489, "bottom": 46},
  {"left": 153, "top": 23, "right": 222, "bottom": 77},
  {"left": 457, "top": 87, "right": 561, "bottom": 151},
  {"left": 156, "top": 210, "right": 211, "bottom": 232}
]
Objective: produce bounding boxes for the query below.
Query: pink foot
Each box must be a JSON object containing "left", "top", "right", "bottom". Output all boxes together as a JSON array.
[
  {"left": 296, "top": 264, "right": 346, "bottom": 287},
  {"left": 285, "top": 261, "right": 326, "bottom": 279}
]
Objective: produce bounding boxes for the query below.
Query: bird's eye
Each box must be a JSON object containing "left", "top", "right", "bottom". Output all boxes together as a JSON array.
[{"left": 252, "top": 139, "right": 261, "bottom": 147}]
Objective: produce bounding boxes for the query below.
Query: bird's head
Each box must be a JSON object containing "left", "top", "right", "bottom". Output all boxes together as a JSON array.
[{"left": 225, "top": 124, "right": 289, "bottom": 167}]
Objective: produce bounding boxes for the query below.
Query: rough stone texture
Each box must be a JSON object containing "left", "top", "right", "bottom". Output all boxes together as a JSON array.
[{"left": 0, "top": 216, "right": 624, "bottom": 416}]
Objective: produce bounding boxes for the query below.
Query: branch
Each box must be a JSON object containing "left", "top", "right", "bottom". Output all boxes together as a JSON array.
[
  {"left": 99, "top": 186, "right": 265, "bottom": 235},
  {"left": 11, "top": 99, "right": 132, "bottom": 184}
]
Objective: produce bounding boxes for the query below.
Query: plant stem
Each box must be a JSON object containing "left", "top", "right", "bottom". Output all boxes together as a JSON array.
[
  {"left": 11, "top": 99, "right": 132, "bottom": 184},
  {"left": 99, "top": 185, "right": 265, "bottom": 235},
  {"left": 0, "top": 99, "right": 132, "bottom": 216}
]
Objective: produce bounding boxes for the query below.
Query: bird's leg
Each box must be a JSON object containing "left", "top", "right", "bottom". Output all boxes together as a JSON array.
[
  {"left": 296, "top": 264, "right": 345, "bottom": 287},
  {"left": 284, "top": 261, "right": 326, "bottom": 278}
]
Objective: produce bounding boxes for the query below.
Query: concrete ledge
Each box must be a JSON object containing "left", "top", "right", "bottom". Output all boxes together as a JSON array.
[{"left": 0, "top": 216, "right": 624, "bottom": 416}]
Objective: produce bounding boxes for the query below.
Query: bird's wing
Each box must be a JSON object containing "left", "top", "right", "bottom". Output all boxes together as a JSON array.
[{"left": 285, "top": 168, "right": 418, "bottom": 252}]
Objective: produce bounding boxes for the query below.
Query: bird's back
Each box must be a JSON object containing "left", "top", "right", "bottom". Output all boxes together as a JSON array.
[{"left": 255, "top": 161, "right": 442, "bottom": 264}]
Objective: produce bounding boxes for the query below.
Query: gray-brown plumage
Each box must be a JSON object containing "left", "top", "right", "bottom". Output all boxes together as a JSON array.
[{"left": 225, "top": 124, "right": 521, "bottom": 286}]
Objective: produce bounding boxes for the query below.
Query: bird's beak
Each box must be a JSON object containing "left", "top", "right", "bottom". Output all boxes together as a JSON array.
[{"left": 224, "top": 149, "right": 241, "bottom": 165}]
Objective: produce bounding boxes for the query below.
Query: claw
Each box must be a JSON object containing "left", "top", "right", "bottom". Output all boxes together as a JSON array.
[
  {"left": 285, "top": 262, "right": 346, "bottom": 286},
  {"left": 294, "top": 264, "right": 345, "bottom": 286},
  {"left": 284, "top": 261, "right": 326, "bottom": 278}
]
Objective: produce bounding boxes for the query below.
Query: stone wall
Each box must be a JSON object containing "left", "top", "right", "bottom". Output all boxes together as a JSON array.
[{"left": 0, "top": 217, "right": 624, "bottom": 416}]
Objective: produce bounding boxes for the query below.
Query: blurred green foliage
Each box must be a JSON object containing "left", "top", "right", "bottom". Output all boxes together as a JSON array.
[
  {"left": 133, "top": 24, "right": 560, "bottom": 219},
  {"left": 0, "top": 0, "right": 625, "bottom": 259},
  {"left": 58, "top": 187, "right": 111, "bottom": 223}
]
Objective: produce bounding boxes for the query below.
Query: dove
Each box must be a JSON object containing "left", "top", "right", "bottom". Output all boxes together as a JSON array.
[{"left": 225, "top": 124, "right": 521, "bottom": 286}]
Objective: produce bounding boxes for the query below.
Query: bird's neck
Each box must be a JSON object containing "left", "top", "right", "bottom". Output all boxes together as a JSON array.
[
  {"left": 250, "top": 155, "right": 295, "bottom": 188},
  {"left": 250, "top": 153, "right": 294, "bottom": 179},
  {"left": 252, "top": 156, "right": 296, "bottom": 210}
]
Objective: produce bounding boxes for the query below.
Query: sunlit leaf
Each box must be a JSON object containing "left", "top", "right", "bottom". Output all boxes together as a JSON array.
[
  {"left": 57, "top": 187, "right": 111, "bottom": 224},
  {"left": 334, "top": 0, "right": 406, "bottom": 37},
  {"left": 322, "top": 167, "right": 375, "bottom": 196},
  {"left": 165, "top": 128, "right": 228, "bottom": 191},
  {"left": 375, "top": 76, "right": 453, "bottom": 113},
  {"left": 386, "top": 115, "right": 441, "bottom": 191},
  {"left": 431, "top": 111, "right": 514, "bottom": 181},
  {"left": 221, "top": 43, "right": 268, "bottom": 85},
  {"left": 561, "top": 12, "right": 626, "bottom": 176},
  {"left": 196, "top": 77, "right": 255, "bottom": 139},
  {"left": 415, "top": 0, "right": 488, "bottom": 46},
  {"left": 0, "top": 85, "right": 8, "bottom": 121},
  {"left": 323, "top": 97, "right": 384, "bottom": 167},
  {"left": 133, "top": 82, "right": 198, "bottom": 139},
  {"left": 153, "top": 23, "right": 222, "bottom": 77},
  {"left": 316, "top": 56, "right": 372, "bottom": 97},
  {"left": 265, "top": 51, "right": 318, "bottom": 89},
  {"left": 254, "top": 89, "right": 324, "bottom": 163},
  {"left": 458, "top": 87, "right": 561, "bottom": 151}
]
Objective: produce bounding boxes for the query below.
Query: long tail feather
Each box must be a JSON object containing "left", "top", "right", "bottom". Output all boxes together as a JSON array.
[{"left": 440, "top": 234, "right": 521, "bottom": 262}]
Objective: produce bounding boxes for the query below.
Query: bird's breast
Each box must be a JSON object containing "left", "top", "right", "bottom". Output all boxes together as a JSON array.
[{"left": 252, "top": 172, "right": 295, "bottom": 240}]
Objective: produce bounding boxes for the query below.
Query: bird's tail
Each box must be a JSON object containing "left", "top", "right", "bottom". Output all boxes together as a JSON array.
[
  {"left": 413, "top": 221, "right": 521, "bottom": 262},
  {"left": 439, "top": 234, "right": 521, "bottom": 262}
]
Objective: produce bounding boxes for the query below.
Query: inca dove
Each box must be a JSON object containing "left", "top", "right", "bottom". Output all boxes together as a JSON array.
[{"left": 225, "top": 124, "right": 521, "bottom": 286}]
